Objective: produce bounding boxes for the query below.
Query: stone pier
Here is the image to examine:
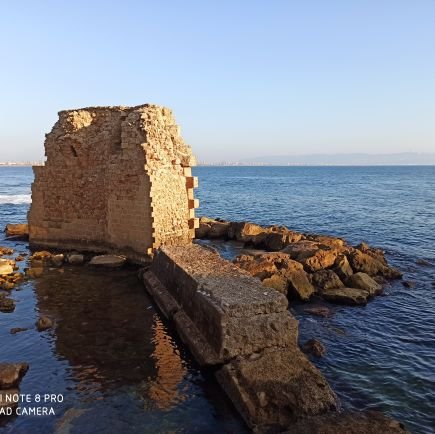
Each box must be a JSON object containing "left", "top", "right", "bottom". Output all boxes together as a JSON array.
[
  {"left": 28, "top": 104, "right": 198, "bottom": 262},
  {"left": 143, "top": 244, "right": 338, "bottom": 432}
]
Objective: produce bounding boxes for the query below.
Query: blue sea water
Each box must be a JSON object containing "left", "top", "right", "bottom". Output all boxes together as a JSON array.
[{"left": 0, "top": 165, "right": 434, "bottom": 433}]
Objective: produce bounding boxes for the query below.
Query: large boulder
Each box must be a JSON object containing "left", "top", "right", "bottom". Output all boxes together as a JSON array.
[
  {"left": 216, "top": 348, "right": 338, "bottom": 431},
  {"left": 208, "top": 221, "right": 231, "bottom": 239},
  {"left": 67, "top": 253, "right": 85, "bottom": 265},
  {"left": 228, "top": 221, "right": 266, "bottom": 242},
  {"left": 321, "top": 287, "right": 370, "bottom": 306},
  {"left": 347, "top": 272, "right": 382, "bottom": 296},
  {"left": 348, "top": 250, "right": 402, "bottom": 279},
  {"left": 262, "top": 274, "right": 288, "bottom": 294},
  {"left": 234, "top": 255, "right": 278, "bottom": 280},
  {"left": 333, "top": 254, "right": 354, "bottom": 280},
  {"left": 89, "top": 255, "right": 126, "bottom": 268},
  {"left": 301, "top": 248, "right": 339, "bottom": 272},
  {"left": 286, "top": 269, "right": 315, "bottom": 301},
  {"left": 281, "top": 240, "right": 322, "bottom": 260},
  {"left": 311, "top": 270, "right": 344, "bottom": 290},
  {"left": 0, "top": 259, "right": 14, "bottom": 276},
  {"left": 0, "top": 363, "right": 29, "bottom": 389},
  {"left": 5, "top": 223, "right": 29, "bottom": 238},
  {"left": 306, "top": 234, "right": 345, "bottom": 248}
]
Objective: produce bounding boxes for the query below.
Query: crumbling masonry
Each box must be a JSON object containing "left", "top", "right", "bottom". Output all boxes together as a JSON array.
[{"left": 28, "top": 105, "right": 198, "bottom": 261}]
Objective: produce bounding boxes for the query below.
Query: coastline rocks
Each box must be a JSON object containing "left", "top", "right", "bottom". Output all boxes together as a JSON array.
[
  {"left": 228, "top": 221, "right": 266, "bottom": 243},
  {"left": 321, "top": 287, "right": 369, "bottom": 306},
  {"left": 50, "top": 254, "right": 64, "bottom": 267},
  {"left": 36, "top": 316, "right": 53, "bottom": 331},
  {"left": 89, "top": 255, "right": 126, "bottom": 268},
  {"left": 281, "top": 410, "right": 410, "bottom": 434},
  {"left": 4, "top": 223, "right": 29, "bottom": 238},
  {"left": 0, "top": 363, "right": 29, "bottom": 389},
  {"left": 262, "top": 274, "right": 288, "bottom": 294},
  {"left": 347, "top": 272, "right": 382, "bottom": 296},
  {"left": 333, "top": 254, "right": 353, "bottom": 280},
  {"left": 301, "top": 248, "right": 340, "bottom": 273},
  {"left": 301, "top": 338, "right": 326, "bottom": 358},
  {"left": 304, "top": 306, "right": 332, "bottom": 318}
]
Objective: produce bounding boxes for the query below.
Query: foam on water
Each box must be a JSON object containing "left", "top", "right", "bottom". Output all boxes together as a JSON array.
[{"left": 0, "top": 194, "right": 31, "bottom": 204}]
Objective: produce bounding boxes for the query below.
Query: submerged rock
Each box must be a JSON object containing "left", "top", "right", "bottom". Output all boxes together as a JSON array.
[
  {"left": 0, "top": 363, "right": 29, "bottom": 389},
  {"left": 402, "top": 280, "right": 415, "bottom": 288},
  {"left": 67, "top": 253, "right": 85, "bottom": 265},
  {"left": 321, "top": 287, "right": 369, "bottom": 306},
  {"left": 304, "top": 306, "right": 332, "bottom": 318},
  {"left": 281, "top": 410, "right": 409, "bottom": 433},
  {"left": 89, "top": 255, "right": 126, "bottom": 268},
  {"left": 36, "top": 316, "right": 54, "bottom": 331},
  {"left": 0, "top": 296, "right": 15, "bottom": 313},
  {"left": 10, "top": 327, "right": 29, "bottom": 335},
  {"left": 301, "top": 338, "right": 326, "bottom": 358}
]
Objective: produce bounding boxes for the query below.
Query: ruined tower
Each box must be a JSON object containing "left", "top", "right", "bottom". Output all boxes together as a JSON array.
[{"left": 28, "top": 104, "right": 199, "bottom": 261}]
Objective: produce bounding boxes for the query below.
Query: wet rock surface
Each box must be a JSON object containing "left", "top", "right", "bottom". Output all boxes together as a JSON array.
[
  {"left": 36, "top": 316, "right": 54, "bottom": 331},
  {"left": 198, "top": 217, "right": 402, "bottom": 307},
  {"left": 89, "top": 255, "right": 126, "bottom": 268},
  {"left": 0, "top": 363, "right": 29, "bottom": 389},
  {"left": 301, "top": 338, "right": 326, "bottom": 358}
]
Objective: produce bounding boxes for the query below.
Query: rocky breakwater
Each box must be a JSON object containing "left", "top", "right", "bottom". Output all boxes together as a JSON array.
[
  {"left": 143, "top": 244, "right": 337, "bottom": 431},
  {"left": 197, "top": 218, "right": 402, "bottom": 306},
  {"left": 142, "top": 244, "right": 408, "bottom": 432}
]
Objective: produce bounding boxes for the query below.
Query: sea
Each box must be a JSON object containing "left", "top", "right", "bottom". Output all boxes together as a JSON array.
[{"left": 0, "top": 165, "right": 434, "bottom": 434}]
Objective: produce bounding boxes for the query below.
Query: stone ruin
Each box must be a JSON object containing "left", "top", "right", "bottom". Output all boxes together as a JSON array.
[{"left": 28, "top": 104, "right": 199, "bottom": 261}]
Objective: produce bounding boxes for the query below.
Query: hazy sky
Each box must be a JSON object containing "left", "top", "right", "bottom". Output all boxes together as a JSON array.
[{"left": 1, "top": 0, "right": 434, "bottom": 162}]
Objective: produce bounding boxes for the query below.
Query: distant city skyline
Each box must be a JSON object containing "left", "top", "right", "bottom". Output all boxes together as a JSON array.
[{"left": 1, "top": 1, "right": 434, "bottom": 161}]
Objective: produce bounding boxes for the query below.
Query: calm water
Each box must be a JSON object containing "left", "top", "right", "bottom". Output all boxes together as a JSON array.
[
  {"left": 193, "top": 166, "right": 435, "bottom": 434},
  {"left": 1, "top": 166, "right": 434, "bottom": 433}
]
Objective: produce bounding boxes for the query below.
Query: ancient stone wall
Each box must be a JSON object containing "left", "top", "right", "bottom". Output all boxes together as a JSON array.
[{"left": 28, "top": 105, "right": 198, "bottom": 261}]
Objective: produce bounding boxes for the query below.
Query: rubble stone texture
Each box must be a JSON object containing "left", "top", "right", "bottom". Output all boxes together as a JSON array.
[{"left": 28, "top": 105, "right": 198, "bottom": 261}]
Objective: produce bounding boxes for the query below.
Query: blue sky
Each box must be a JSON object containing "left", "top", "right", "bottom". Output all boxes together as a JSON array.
[{"left": 1, "top": 0, "right": 434, "bottom": 162}]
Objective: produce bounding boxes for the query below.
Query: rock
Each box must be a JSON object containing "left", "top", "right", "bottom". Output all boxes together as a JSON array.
[
  {"left": 216, "top": 348, "right": 338, "bottom": 430},
  {"left": 89, "top": 255, "right": 126, "bottom": 268},
  {"left": 416, "top": 259, "right": 431, "bottom": 266},
  {"left": 307, "top": 234, "right": 345, "bottom": 248},
  {"left": 25, "top": 267, "right": 44, "bottom": 278},
  {"left": 348, "top": 250, "right": 402, "bottom": 279},
  {"left": 281, "top": 240, "right": 322, "bottom": 260},
  {"left": 0, "top": 296, "right": 15, "bottom": 313},
  {"left": 14, "top": 255, "right": 25, "bottom": 262},
  {"left": 356, "top": 242, "right": 388, "bottom": 265},
  {"left": 5, "top": 223, "right": 29, "bottom": 238},
  {"left": 10, "top": 327, "right": 29, "bottom": 334},
  {"left": 233, "top": 255, "right": 278, "bottom": 280},
  {"left": 67, "top": 253, "right": 84, "bottom": 265},
  {"left": 304, "top": 306, "right": 332, "bottom": 318},
  {"left": 321, "top": 287, "right": 369, "bottom": 306},
  {"left": 0, "top": 247, "right": 14, "bottom": 256},
  {"left": 301, "top": 338, "right": 326, "bottom": 357},
  {"left": 311, "top": 270, "right": 344, "bottom": 290},
  {"left": 264, "top": 232, "right": 287, "bottom": 251},
  {"left": 36, "top": 316, "right": 53, "bottom": 331},
  {"left": 50, "top": 254, "right": 64, "bottom": 267},
  {"left": 0, "top": 281, "right": 15, "bottom": 291},
  {"left": 208, "top": 221, "right": 230, "bottom": 239},
  {"left": 228, "top": 221, "right": 266, "bottom": 242},
  {"left": 0, "top": 260, "right": 14, "bottom": 276},
  {"left": 301, "top": 248, "right": 339, "bottom": 272},
  {"left": 286, "top": 270, "right": 315, "bottom": 301},
  {"left": 195, "top": 221, "right": 211, "bottom": 238},
  {"left": 281, "top": 410, "right": 410, "bottom": 433},
  {"left": 262, "top": 274, "right": 288, "bottom": 294},
  {"left": 347, "top": 272, "right": 383, "bottom": 296},
  {"left": 0, "top": 388, "right": 19, "bottom": 413},
  {"left": 29, "top": 251, "right": 52, "bottom": 262},
  {"left": 0, "top": 363, "right": 29, "bottom": 388},
  {"left": 333, "top": 254, "right": 353, "bottom": 280}
]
